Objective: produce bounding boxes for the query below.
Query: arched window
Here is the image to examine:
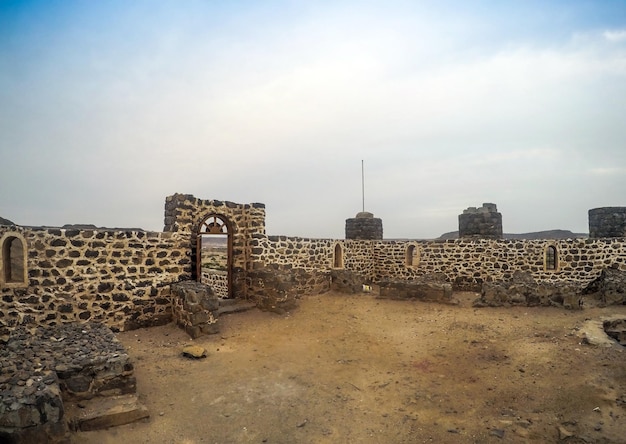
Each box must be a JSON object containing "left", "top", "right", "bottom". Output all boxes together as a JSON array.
[
  {"left": 406, "top": 244, "right": 420, "bottom": 267},
  {"left": 2, "top": 234, "right": 27, "bottom": 286},
  {"left": 333, "top": 243, "right": 344, "bottom": 269},
  {"left": 545, "top": 245, "right": 558, "bottom": 271}
]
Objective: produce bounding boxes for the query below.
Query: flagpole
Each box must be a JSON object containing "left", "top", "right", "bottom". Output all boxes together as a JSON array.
[{"left": 361, "top": 159, "right": 365, "bottom": 213}]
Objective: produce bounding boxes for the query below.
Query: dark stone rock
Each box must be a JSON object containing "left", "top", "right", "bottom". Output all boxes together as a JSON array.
[
  {"left": 379, "top": 279, "right": 454, "bottom": 303},
  {"left": 584, "top": 268, "right": 626, "bottom": 305}
]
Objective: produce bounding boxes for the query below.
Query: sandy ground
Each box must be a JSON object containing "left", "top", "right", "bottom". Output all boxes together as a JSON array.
[{"left": 71, "top": 292, "right": 626, "bottom": 444}]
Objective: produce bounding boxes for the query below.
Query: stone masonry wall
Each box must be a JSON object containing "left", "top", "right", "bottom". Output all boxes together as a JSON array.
[
  {"left": 248, "top": 236, "right": 626, "bottom": 294},
  {"left": 163, "top": 193, "right": 266, "bottom": 298},
  {"left": 345, "top": 212, "right": 383, "bottom": 240},
  {"left": 371, "top": 238, "right": 626, "bottom": 290},
  {"left": 0, "top": 225, "right": 190, "bottom": 340},
  {"left": 589, "top": 207, "right": 626, "bottom": 238},
  {"left": 201, "top": 270, "right": 228, "bottom": 298}
]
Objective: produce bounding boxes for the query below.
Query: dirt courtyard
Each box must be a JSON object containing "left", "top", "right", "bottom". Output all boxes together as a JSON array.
[{"left": 71, "top": 292, "right": 626, "bottom": 444}]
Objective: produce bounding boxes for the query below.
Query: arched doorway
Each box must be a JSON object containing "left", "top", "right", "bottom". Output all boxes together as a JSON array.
[{"left": 197, "top": 215, "right": 232, "bottom": 298}]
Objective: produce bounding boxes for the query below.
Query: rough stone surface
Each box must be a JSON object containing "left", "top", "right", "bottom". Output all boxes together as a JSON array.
[
  {"left": 182, "top": 345, "right": 207, "bottom": 359},
  {"left": 458, "top": 203, "right": 503, "bottom": 239},
  {"left": 0, "top": 226, "right": 189, "bottom": 339},
  {"left": 345, "top": 214, "right": 383, "bottom": 240},
  {"left": 247, "top": 266, "right": 329, "bottom": 312},
  {"left": 0, "top": 322, "right": 136, "bottom": 443},
  {"left": 588, "top": 207, "right": 626, "bottom": 238},
  {"left": 583, "top": 267, "right": 626, "bottom": 305},
  {"left": 330, "top": 269, "right": 365, "bottom": 293},
  {"left": 67, "top": 394, "right": 149, "bottom": 432},
  {"left": 603, "top": 317, "right": 626, "bottom": 346},
  {"left": 378, "top": 278, "right": 454, "bottom": 303},
  {"left": 171, "top": 281, "right": 219, "bottom": 339},
  {"left": 476, "top": 271, "right": 582, "bottom": 308}
]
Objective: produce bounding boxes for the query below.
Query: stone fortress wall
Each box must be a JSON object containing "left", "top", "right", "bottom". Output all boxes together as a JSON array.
[
  {"left": 2, "top": 194, "right": 626, "bottom": 341},
  {"left": 0, "top": 226, "right": 191, "bottom": 340}
]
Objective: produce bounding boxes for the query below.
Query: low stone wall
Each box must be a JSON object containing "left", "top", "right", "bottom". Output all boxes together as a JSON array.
[
  {"left": 378, "top": 279, "right": 454, "bottom": 303},
  {"left": 247, "top": 266, "right": 330, "bottom": 312},
  {"left": 330, "top": 269, "right": 367, "bottom": 293},
  {"left": 201, "top": 270, "right": 229, "bottom": 298},
  {"left": 476, "top": 272, "right": 582, "bottom": 308},
  {"left": 171, "top": 281, "right": 219, "bottom": 338}
]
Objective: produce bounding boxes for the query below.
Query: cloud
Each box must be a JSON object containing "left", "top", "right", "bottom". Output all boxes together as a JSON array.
[
  {"left": 1, "top": 1, "right": 625, "bottom": 237},
  {"left": 589, "top": 167, "right": 626, "bottom": 176},
  {"left": 604, "top": 29, "right": 626, "bottom": 43}
]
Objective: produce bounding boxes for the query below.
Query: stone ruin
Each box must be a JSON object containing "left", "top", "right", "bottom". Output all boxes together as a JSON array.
[
  {"left": 2, "top": 194, "right": 626, "bottom": 440},
  {"left": 0, "top": 322, "right": 145, "bottom": 443},
  {"left": 458, "top": 203, "right": 503, "bottom": 239}
]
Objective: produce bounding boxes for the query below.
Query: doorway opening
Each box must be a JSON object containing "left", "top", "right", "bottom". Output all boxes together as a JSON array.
[{"left": 197, "top": 215, "right": 232, "bottom": 298}]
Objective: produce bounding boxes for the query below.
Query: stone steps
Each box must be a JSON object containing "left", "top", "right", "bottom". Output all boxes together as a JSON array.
[
  {"left": 67, "top": 394, "right": 149, "bottom": 431},
  {"left": 216, "top": 299, "right": 257, "bottom": 316}
]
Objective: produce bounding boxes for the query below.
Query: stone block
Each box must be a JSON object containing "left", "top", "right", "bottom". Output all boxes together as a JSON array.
[
  {"left": 378, "top": 279, "right": 454, "bottom": 303},
  {"left": 67, "top": 394, "right": 149, "bottom": 432}
]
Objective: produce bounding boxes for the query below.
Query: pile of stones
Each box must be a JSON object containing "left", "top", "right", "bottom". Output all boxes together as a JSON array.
[{"left": 0, "top": 322, "right": 135, "bottom": 443}]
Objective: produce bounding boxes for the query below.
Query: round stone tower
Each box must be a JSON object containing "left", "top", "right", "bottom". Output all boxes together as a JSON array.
[
  {"left": 588, "top": 207, "right": 626, "bottom": 238},
  {"left": 458, "top": 203, "right": 503, "bottom": 239},
  {"left": 345, "top": 212, "right": 383, "bottom": 240}
]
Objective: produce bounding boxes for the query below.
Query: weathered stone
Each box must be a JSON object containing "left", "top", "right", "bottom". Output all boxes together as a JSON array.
[
  {"left": 583, "top": 267, "right": 626, "bottom": 305},
  {"left": 67, "top": 394, "right": 149, "bottom": 432},
  {"left": 589, "top": 207, "right": 626, "bottom": 238},
  {"left": 182, "top": 345, "right": 207, "bottom": 359},
  {"left": 459, "top": 203, "right": 503, "bottom": 239},
  {"left": 378, "top": 279, "right": 454, "bottom": 303}
]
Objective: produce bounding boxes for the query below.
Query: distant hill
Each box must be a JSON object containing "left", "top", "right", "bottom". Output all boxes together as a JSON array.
[
  {"left": 0, "top": 216, "right": 15, "bottom": 226},
  {"left": 438, "top": 229, "right": 587, "bottom": 240}
]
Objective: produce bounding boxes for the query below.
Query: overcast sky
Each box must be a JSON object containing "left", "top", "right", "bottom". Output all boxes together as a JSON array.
[{"left": 1, "top": 1, "right": 625, "bottom": 238}]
